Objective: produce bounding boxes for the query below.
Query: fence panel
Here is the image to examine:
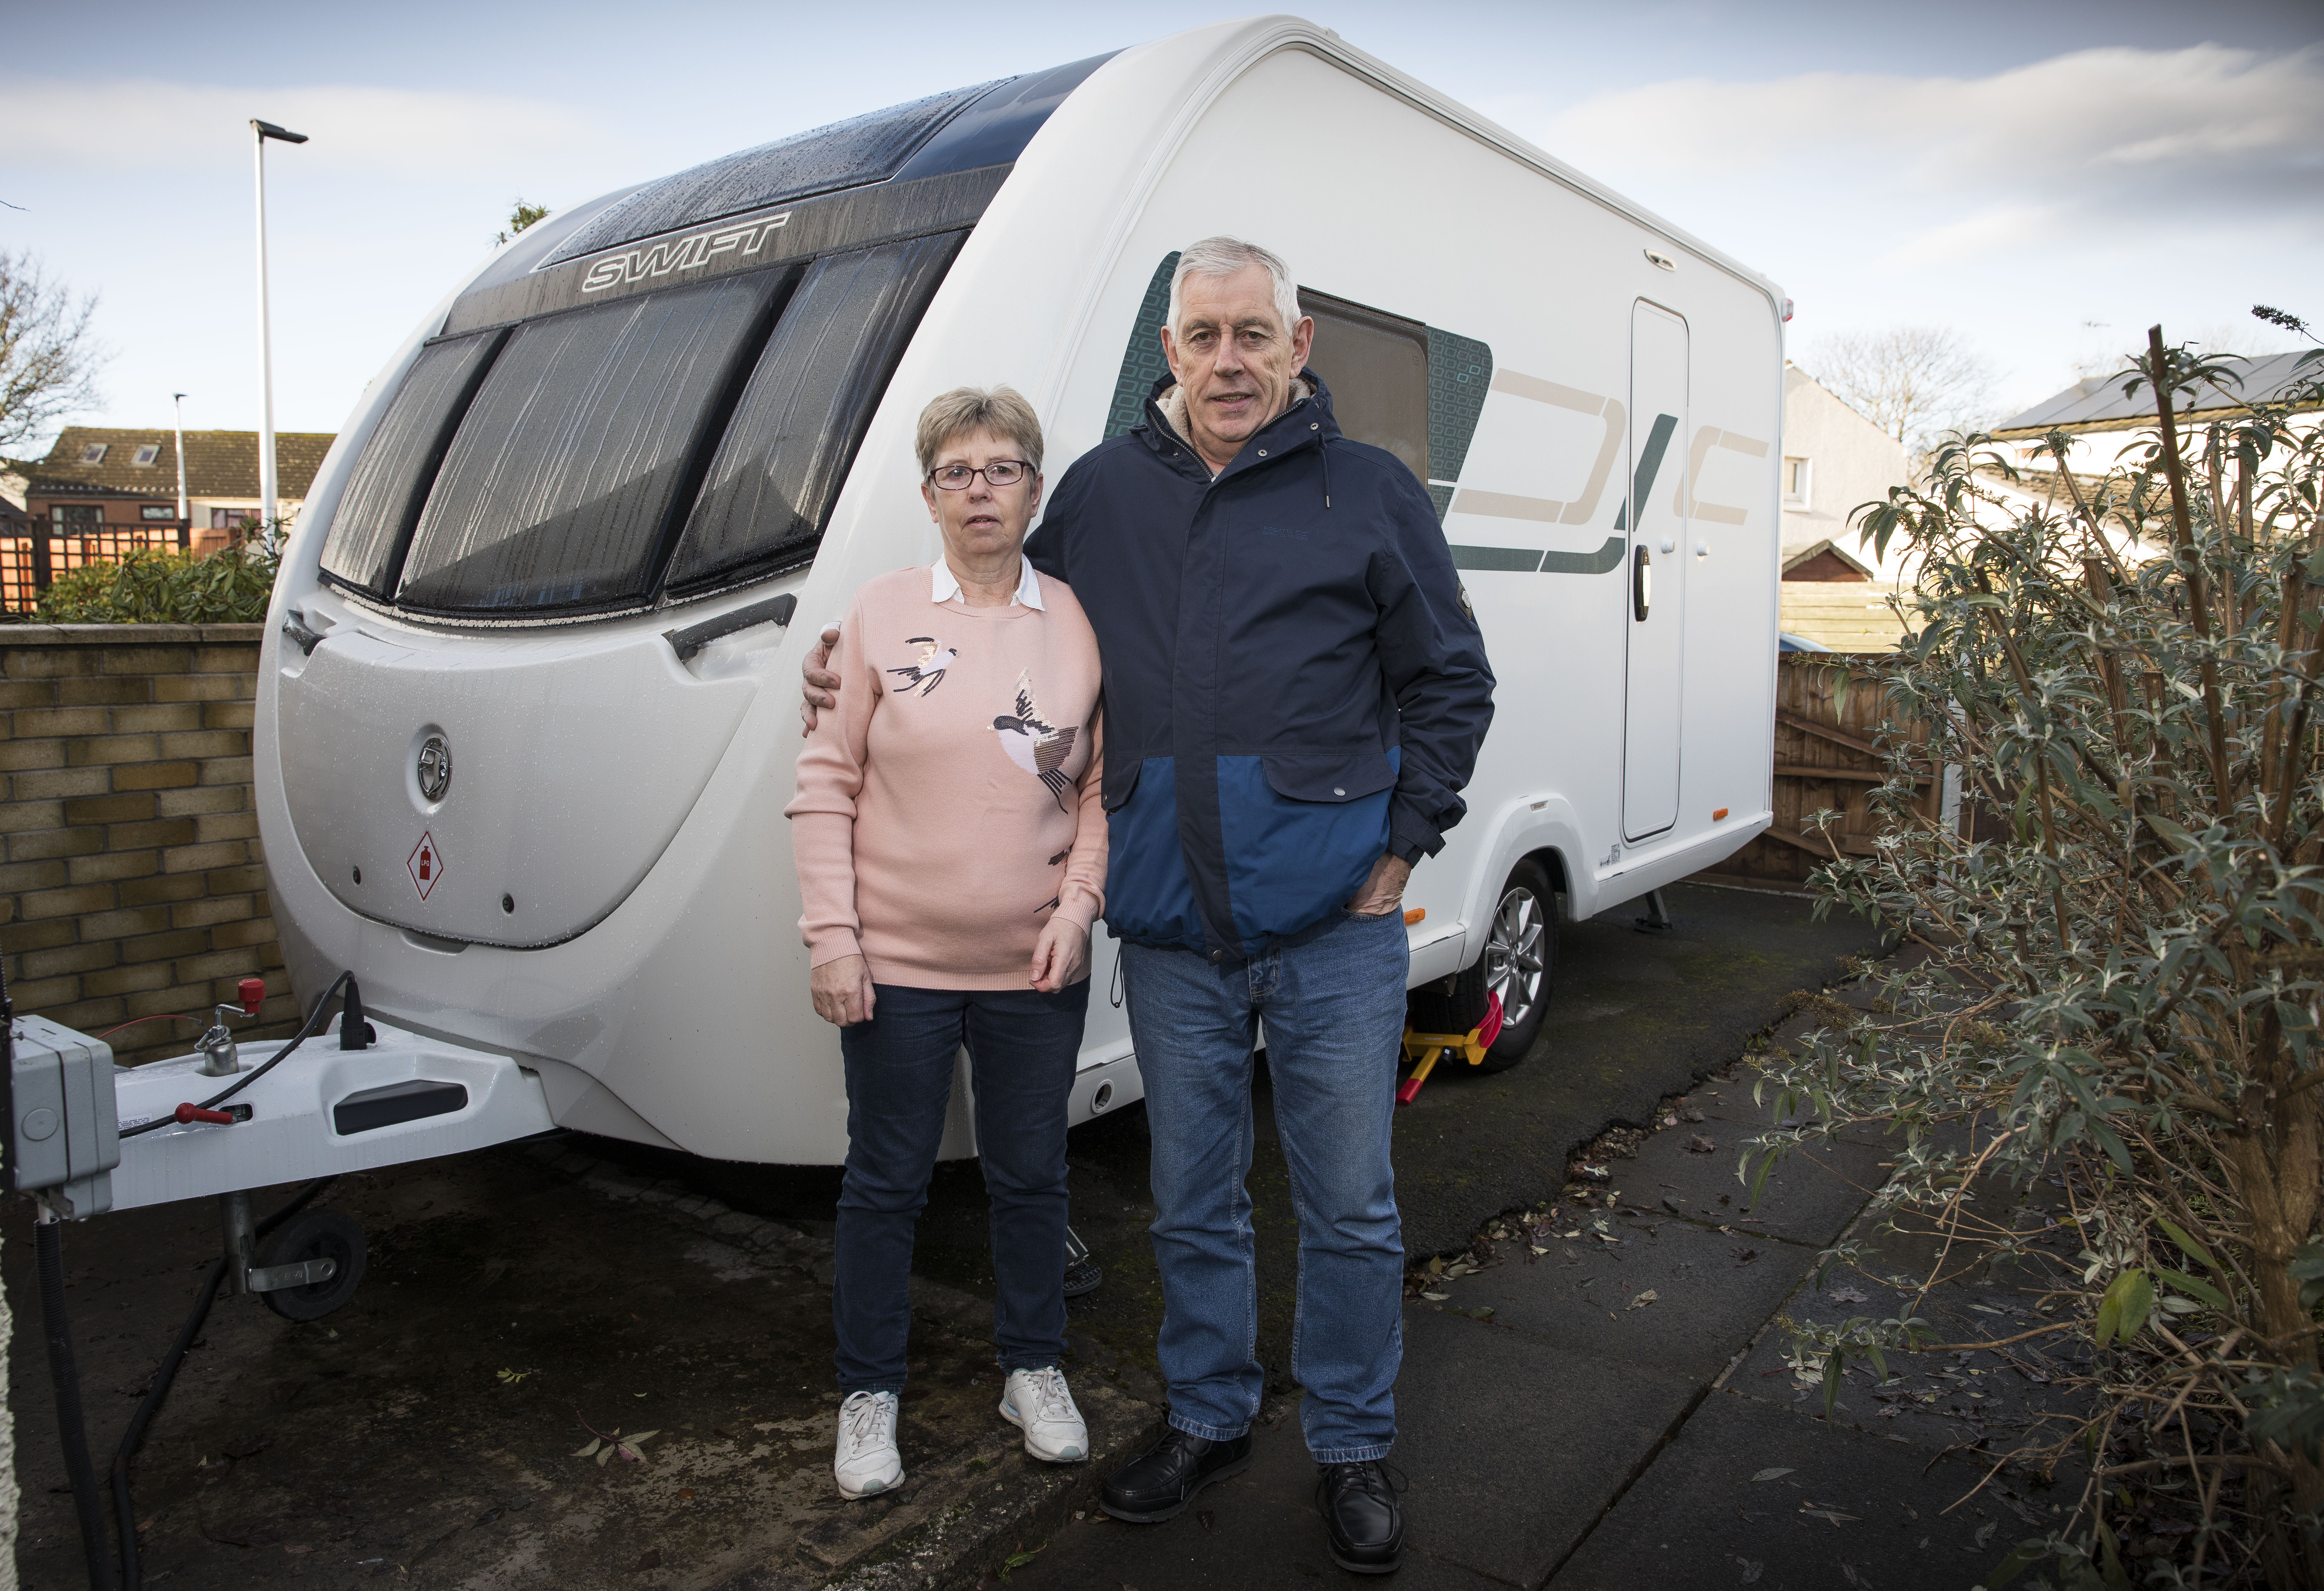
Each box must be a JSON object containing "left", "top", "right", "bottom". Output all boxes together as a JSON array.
[{"left": 1702, "top": 651, "right": 1939, "bottom": 887}]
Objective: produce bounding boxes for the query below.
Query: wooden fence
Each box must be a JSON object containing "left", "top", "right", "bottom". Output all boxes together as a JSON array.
[{"left": 1700, "top": 650, "right": 1943, "bottom": 889}]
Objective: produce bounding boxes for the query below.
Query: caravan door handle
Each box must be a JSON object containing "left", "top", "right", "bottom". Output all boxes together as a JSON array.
[{"left": 1632, "top": 545, "right": 1652, "bottom": 621}]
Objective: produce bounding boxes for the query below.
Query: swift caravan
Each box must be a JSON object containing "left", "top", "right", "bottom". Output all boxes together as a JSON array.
[{"left": 253, "top": 15, "right": 1786, "bottom": 1171}]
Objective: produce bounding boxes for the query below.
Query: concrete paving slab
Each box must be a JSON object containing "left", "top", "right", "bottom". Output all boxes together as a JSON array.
[
  {"left": 1388, "top": 1305, "right": 1703, "bottom": 1587},
  {"left": 1550, "top": 1390, "right": 2026, "bottom": 1590},
  {"left": 1000, "top": 1409, "right": 1511, "bottom": 1591},
  {"left": 1614, "top": 1114, "right": 1893, "bottom": 1251},
  {"left": 1730, "top": 1180, "right": 2093, "bottom": 1475},
  {"left": 1415, "top": 1217, "right": 1817, "bottom": 1383}
]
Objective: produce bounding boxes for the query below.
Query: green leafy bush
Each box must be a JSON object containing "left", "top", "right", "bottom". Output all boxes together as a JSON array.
[
  {"left": 1753, "top": 322, "right": 2324, "bottom": 1585},
  {"left": 33, "top": 541, "right": 280, "bottom": 624}
]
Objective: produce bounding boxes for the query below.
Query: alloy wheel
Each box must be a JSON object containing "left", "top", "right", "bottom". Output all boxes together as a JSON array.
[{"left": 1483, "top": 885, "right": 1546, "bottom": 1033}]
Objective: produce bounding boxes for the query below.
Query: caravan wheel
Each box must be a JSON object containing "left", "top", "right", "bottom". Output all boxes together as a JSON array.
[{"left": 1406, "top": 859, "right": 1557, "bottom": 1074}]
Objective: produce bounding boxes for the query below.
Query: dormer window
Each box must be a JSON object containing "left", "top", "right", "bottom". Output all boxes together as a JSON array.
[
  {"left": 1782, "top": 455, "right": 1812, "bottom": 511},
  {"left": 132, "top": 444, "right": 161, "bottom": 466},
  {"left": 80, "top": 443, "right": 108, "bottom": 465}
]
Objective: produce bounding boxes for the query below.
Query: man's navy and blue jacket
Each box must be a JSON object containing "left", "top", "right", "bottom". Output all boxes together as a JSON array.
[{"left": 1023, "top": 372, "right": 1495, "bottom": 962}]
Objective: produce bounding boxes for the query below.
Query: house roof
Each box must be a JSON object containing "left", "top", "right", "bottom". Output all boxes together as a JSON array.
[
  {"left": 1992, "top": 351, "right": 2322, "bottom": 439},
  {"left": 1780, "top": 538, "right": 1875, "bottom": 579},
  {"left": 27, "top": 427, "right": 335, "bottom": 501}
]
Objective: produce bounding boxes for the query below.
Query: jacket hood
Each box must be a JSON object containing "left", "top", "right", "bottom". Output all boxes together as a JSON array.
[{"left": 1146, "top": 373, "right": 1323, "bottom": 463}]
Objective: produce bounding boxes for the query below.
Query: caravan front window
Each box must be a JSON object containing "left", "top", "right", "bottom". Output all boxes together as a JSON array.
[
  {"left": 395, "top": 271, "right": 789, "bottom": 615},
  {"left": 663, "top": 233, "right": 960, "bottom": 595},
  {"left": 320, "top": 328, "right": 506, "bottom": 597}
]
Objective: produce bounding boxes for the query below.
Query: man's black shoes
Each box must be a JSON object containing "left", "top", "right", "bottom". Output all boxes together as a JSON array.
[
  {"left": 1098, "top": 1428, "right": 1253, "bottom": 1522},
  {"left": 1316, "top": 1460, "right": 1405, "bottom": 1574}
]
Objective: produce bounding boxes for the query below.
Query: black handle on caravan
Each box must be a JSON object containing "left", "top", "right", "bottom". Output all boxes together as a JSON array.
[
  {"left": 1632, "top": 545, "right": 1652, "bottom": 621},
  {"left": 664, "top": 592, "right": 798, "bottom": 663}
]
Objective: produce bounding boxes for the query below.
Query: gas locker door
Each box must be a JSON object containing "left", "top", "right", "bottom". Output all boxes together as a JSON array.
[{"left": 1623, "top": 300, "right": 1690, "bottom": 841}]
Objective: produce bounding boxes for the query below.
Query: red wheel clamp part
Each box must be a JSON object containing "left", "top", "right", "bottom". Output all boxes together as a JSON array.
[{"left": 174, "top": 1102, "right": 235, "bottom": 1125}]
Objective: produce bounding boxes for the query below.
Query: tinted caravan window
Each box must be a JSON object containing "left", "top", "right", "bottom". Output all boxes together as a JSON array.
[
  {"left": 664, "top": 233, "right": 960, "bottom": 595},
  {"left": 1300, "top": 290, "right": 1429, "bottom": 483},
  {"left": 543, "top": 86, "right": 1000, "bottom": 268},
  {"left": 396, "top": 271, "right": 788, "bottom": 615},
  {"left": 319, "top": 328, "right": 506, "bottom": 597}
]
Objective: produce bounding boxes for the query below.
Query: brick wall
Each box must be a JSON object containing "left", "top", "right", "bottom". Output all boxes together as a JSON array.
[{"left": 0, "top": 624, "right": 297, "bottom": 1066}]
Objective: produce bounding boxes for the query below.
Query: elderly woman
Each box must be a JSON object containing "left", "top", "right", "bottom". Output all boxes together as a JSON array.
[{"left": 788, "top": 386, "right": 1105, "bottom": 1500}]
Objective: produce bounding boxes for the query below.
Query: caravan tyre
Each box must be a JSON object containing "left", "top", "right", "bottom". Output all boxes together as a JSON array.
[
  {"left": 1405, "top": 859, "right": 1557, "bottom": 1075},
  {"left": 257, "top": 1208, "right": 368, "bottom": 1322}
]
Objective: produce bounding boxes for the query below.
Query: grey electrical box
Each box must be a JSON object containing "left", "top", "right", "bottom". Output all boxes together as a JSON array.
[{"left": 7, "top": 1013, "right": 118, "bottom": 1217}]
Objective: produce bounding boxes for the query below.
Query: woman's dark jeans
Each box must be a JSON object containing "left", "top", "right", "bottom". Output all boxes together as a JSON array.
[{"left": 832, "top": 980, "right": 1087, "bottom": 1394}]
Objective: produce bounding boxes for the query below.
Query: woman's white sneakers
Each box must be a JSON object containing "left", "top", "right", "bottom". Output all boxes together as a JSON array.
[
  {"left": 999, "top": 1366, "right": 1089, "bottom": 1463},
  {"left": 834, "top": 1390, "right": 904, "bottom": 1499},
  {"left": 839, "top": 1370, "right": 1085, "bottom": 1500}
]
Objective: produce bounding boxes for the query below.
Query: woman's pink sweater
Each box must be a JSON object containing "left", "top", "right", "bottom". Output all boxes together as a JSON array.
[{"left": 787, "top": 563, "right": 1106, "bottom": 989}]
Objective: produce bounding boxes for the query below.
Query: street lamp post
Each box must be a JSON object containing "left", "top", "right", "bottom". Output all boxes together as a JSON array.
[
  {"left": 171, "top": 392, "right": 189, "bottom": 547},
  {"left": 250, "top": 118, "right": 307, "bottom": 538}
]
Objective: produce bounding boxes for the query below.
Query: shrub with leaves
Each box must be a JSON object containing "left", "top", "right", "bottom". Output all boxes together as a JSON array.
[
  {"left": 1749, "top": 320, "right": 2324, "bottom": 1585},
  {"left": 33, "top": 539, "right": 280, "bottom": 624}
]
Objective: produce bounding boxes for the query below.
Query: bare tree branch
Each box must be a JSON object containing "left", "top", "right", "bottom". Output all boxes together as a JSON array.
[
  {"left": 0, "top": 249, "right": 107, "bottom": 457},
  {"left": 1802, "top": 325, "right": 1995, "bottom": 460}
]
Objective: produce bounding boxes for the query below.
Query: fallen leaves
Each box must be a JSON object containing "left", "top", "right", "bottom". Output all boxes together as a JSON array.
[
  {"left": 573, "top": 1421, "right": 659, "bottom": 1465},
  {"left": 496, "top": 1368, "right": 530, "bottom": 1387},
  {"left": 1684, "top": 1134, "right": 1718, "bottom": 1154},
  {"left": 1749, "top": 1467, "right": 1795, "bottom": 1482},
  {"left": 1826, "top": 1288, "right": 1869, "bottom": 1305},
  {"left": 1626, "top": 1289, "right": 1659, "bottom": 1311},
  {"left": 1799, "top": 1503, "right": 1862, "bottom": 1526}
]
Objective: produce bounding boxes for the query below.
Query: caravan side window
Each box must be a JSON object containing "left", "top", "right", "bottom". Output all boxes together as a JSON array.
[
  {"left": 662, "top": 232, "right": 961, "bottom": 596},
  {"left": 320, "top": 328, "right": 507, "bottom": 598},
  {"left": 1298, "top": 289, "right": 1429, "bottom": 485},
  {"left": 395, "top": 271, "right": 789, "bottom": 615}
]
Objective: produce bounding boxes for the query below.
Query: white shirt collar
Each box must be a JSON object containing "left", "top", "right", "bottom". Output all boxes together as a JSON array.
[{"left": 930, "top": 553, "right": 1044, "bottom": 611}]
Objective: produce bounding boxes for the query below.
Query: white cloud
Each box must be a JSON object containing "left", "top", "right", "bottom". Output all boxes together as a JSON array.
[
  {"left": 1507, "top": 42, "right": 2323, "bottom": 216},
  {"left": 0, "top": 77, "right": 632, "bottom": 180}
]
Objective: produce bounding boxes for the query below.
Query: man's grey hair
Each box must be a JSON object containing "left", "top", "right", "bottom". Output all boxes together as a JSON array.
[{"left": 1167, "top": 237, "right": 1303, "bottom": 342}]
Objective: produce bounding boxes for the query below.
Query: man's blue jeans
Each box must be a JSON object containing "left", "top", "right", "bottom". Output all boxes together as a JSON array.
[
  {"left": 1123, "top": 908, "right": 1409, "bottom": 1463},
  {"left": 832, "top": 981, "right": 1086, "bottom": 1394}
]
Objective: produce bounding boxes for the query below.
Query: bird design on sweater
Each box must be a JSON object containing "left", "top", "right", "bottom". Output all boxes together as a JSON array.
[
  {"left": 993, "top": 672, "right": 1079, "bottom": 811},
  {"left": 886, "top": 636, "right": 955, "bottom": 696}
]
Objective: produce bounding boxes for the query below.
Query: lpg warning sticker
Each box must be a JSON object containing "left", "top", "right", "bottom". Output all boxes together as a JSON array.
[{"left": 407, "top": 831, "right": 445, "bottom": 900}]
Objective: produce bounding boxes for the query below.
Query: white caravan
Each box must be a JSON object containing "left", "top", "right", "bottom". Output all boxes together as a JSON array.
[{"left": 254, "top": 15, "right": 1785, "bottom": 1170}]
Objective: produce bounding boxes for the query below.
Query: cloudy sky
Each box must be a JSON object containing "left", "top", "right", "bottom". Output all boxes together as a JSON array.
[{"left": 4, "top": 0, "right": 2318, "bottom": 444}]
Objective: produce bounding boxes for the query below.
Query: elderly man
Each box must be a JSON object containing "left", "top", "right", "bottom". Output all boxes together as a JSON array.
[{"left": 803, "top": 238, "right": 1492, "bottom": 1574}]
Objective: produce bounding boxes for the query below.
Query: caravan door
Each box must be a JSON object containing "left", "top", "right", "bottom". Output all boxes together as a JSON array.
[{"left": 1622, "top": 300, "right": 1690, "bottom": 841}]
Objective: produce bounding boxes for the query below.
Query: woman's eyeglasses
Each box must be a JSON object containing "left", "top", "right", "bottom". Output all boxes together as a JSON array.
[{"left": 927, "top": 460, "right": 1034, "bottom": 490}]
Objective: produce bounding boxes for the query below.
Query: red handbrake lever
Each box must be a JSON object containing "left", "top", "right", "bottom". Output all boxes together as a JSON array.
[{"left": 174, "top": 1103, "right": 235, "bottom": 1125}]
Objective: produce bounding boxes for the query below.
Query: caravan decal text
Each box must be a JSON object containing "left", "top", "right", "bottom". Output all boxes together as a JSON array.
[{"left": 579, "top": 214, "right": 791, "bottom": 293}]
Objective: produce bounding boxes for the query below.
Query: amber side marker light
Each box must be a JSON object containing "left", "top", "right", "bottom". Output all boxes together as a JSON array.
[
  {"left": 1403, "top": 907, "right": 1426, "bottom": 925},
  {"left": 1712, "top": 807, "right": 1730, "bottom": 821}
]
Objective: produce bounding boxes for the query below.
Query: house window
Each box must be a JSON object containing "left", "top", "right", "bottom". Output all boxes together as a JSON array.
[
  {"left": 1782, "top": 456, "right": 1812, "bottom": 511},
  {"left": 132, "top": 444, "right": 162, "bottom": 466},
  {"left": 140, "top": 504, "right": 177, "bottom": 521},
  {"left": 212, "top": 508, "right": 255, "bottom": 531},
  {"left": 51, "top": 504, "right": 102, "bottom": 529},
  {"left": 79, "top": 443, "right": 108, "bottom": 465}
]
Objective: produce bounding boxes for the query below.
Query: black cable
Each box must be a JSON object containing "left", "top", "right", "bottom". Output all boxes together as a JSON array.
[
  {"left": 105, "top": 1175, "right": 337, "bottom": 1590},
  {"left": 119, "top": 973, "right": 350, "bottom": 1140},
  {"left": 37, "top": 1217, "right": 118, "bottom": 1590},
  {"left": 109, "top": 1257, "right": 222, "bottom": 1590}
]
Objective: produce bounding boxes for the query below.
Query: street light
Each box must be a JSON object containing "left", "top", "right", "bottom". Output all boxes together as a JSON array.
[
  {"left": 172, "top": 392, "right": 189, "bottom": 547},
  {"left": 250, "top": 118, "right": 307, "bottom": 538}
]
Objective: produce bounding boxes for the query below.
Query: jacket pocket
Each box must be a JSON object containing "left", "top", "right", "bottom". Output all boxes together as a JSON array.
[
  {"left": 1217, "top": 748, "right": 1400, "bottom": 948},
  {"left": 1258, "top": 750, "right": 1397, "bottom": 804}
]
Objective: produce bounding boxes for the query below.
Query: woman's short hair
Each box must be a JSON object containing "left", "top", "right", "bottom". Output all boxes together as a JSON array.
[{"left": 915, "top": 386, "right": 1045, "bottom": 477}]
